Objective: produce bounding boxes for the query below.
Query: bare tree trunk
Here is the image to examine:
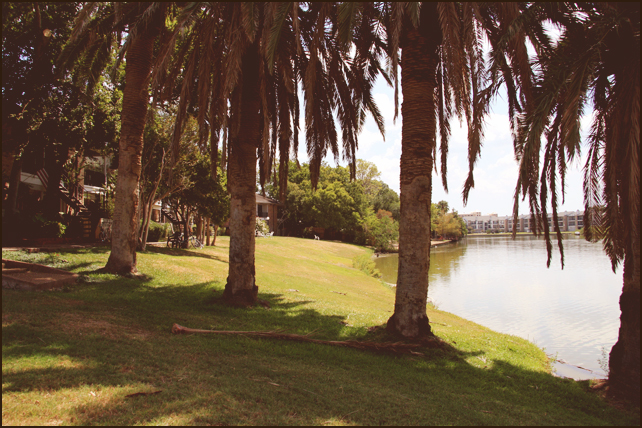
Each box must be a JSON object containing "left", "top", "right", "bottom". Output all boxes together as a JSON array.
[
  {"left": 196, "top": 215, "right": 203, "bottom": 242},
  {"left": 223, "top": 41, "right": 260, "bottom": 306},
  {"left": 182, "top": 212, "right": 190, "bottom": 248},
  {"left": 105, "top": 28, "right": 157, "bottom": 275},
  {"left": 212, "top": 225, "right": 218, "bottom": 246},
  {"left": 6, "top": 154, "right": 22, "bottom": 218},
  {"left": 138, "top": 195, "right": 148, "bottom": 237},
  {"left": 138, "top": 192, "right": 155, "bottom": 251},
  {"left": 609, "top": 209, "right": 640, "bottom": 397},
  {"left": 205, "top": 217, "right": 211, "bottom": 246},
  {"left": 139, "top": 152, "right": 166, "bottom": 251},
  {"left": 387, "top": 7, "right": 440, "bottom": 338}
]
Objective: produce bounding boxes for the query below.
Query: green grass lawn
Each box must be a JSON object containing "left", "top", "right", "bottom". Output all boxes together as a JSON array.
[{"left": 2, "top": 237, "right": 638, "bottom": 425}]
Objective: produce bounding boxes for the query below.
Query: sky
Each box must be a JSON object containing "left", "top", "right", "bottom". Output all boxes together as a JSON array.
[{"left": 296, "top": 74, "right": 589, "bottom": 218}]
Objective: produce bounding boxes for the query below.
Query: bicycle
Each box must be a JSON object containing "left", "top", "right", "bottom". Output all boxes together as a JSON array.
[{"left": 188, "top": 235, "right": 204, "bottom": 249}]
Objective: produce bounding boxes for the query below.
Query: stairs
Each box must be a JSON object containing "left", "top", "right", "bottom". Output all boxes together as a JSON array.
[
  {"left": 161, "top": 208, "right": 185, "bottom": 239},
  {"left": 58, "top": 182, "right": 91, "bottom": 217},
  {"left": 161, "top": 208, "right": 180, "bottom": 225},
  {"left": 58, "top": 182, "right": 92, "bottom": 238}
]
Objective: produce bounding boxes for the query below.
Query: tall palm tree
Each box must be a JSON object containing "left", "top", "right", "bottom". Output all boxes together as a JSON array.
[
  {"left": 155, "top": 2, "right": 385, "bottom": 306},
  {"left": 154, "top": 3, "right": 282, "bottom": 305},
  {"left": 514, "top": 3, "right": 639, "bottom": 396},
  {"left": 380, "top": 3, "right": 495, "bottom": 338},
  {"left": 59, "top": 2, "right": 170, "bottom": 275},
  {"left": 337, "top": 3, "right": 542, "bottom": 338}
]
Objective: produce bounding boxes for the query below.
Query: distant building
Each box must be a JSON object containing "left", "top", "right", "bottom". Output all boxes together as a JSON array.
[
  {"left": 255, "top": 193, "right": 281, "bottom": 233},
  {"left": 461, "top": 210, "right": 584, "bottom": 233}
]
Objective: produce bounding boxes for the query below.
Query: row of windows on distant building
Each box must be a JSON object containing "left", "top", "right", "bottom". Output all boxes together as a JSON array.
[{"left": 460, "top": 211, "right": 584, "bottom": 233}]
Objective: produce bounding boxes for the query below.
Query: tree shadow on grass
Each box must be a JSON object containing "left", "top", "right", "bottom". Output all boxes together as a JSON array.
[
  {"left": 2, "top": 279, "right": 638, "bottom": 426},
  {"left": 145, "top": 246, "right": 229, "bottom": 263},
  {"left": 3, "top": 314, "right": 635, "bottom": 425}
]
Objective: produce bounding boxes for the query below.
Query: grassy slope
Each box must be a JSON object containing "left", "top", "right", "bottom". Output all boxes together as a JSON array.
[{"left": 2, "top": 237, "right": 638, "bottom": 426}]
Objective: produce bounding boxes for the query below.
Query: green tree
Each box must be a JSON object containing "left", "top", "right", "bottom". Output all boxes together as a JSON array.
[
  {"left": 137, "top": 107, "right": 200, "bottom": 250},
  {"left": 2, "top": 3, "right": 119, "bottom": 223},
  {"left": 355, "top": 159, "right": 400, "bottom": 220},
  {"left": 364, "top": 209, "right": 399, "bottom": 252},
  {"left": 166, "top": 151, "right": 229, "bottom": 248},
  {"left": 371, "top": 182, "right": 400, "bottom": 221},
  {"left": 2, "top": 2, "right": 72, "bottom": 216},
  {"left": 436, "top": 201, "right": 449, "bottom": 217},
  {"left": 356, "top": 159, "right": 383, "bottom": 199},
  {"left": 434, "top": 212, "right": 466, "bottom": 241},
  {"left": 515, "top": 3, "right": 639, "bottom": 395},
  {"left": 276, "top": 162, "right": 369, "bottom": 240}
]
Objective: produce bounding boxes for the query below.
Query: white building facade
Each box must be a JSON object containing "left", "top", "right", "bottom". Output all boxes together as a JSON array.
[{"left": 461, "top": 210, "right": 584, "bottom": 233}]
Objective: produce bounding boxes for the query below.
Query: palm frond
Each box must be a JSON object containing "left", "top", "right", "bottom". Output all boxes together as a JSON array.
[
  {"left": 337, "top": 2, "right": 359, "bottom": 50},
  {"left": 265, "top": 2, "right": 292, "bottom": 74},
  {"left": 241, "top": 2, "right": 258, "bottom": 42}
]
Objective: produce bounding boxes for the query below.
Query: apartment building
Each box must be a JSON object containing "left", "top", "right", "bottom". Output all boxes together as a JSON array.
[{"left": 461, "top": 210, "right": 584, "bottom": 233}]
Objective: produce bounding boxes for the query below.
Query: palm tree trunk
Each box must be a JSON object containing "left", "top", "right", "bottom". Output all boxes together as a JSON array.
[
  {"left": 387, "top": 7, "right": 440, "bottom": 338},
  {"left": 609, "top": 210, "right": 640, "bottom": 397},
  {"left": 105, "top": 29, "right": 156, "bottom": 275},
  {"left": 223, "top": 41, "right": 260, "bottom": 306}
]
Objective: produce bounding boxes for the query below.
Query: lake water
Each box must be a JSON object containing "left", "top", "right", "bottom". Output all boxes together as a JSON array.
[{"left": 374, "top": 235, "right": 622, "bottom": 380}]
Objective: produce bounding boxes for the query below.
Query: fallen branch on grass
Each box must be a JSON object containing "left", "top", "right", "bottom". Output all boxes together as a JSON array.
[{"left": 171, "top": 323, "right": 425, "bottom": 355}]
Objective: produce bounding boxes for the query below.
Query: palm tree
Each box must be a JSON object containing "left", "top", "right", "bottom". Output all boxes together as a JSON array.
[
  {"left": 337, "top": 3, "right": 542, "bottom": 338},
  {"left": 514, "top": 3, "right": 639, "bottom": 396},
  {"left": 59, "top": 3, "right": 170, "bottom": 275},
  {"left": 378, "top": 3, "right": 493, "bottom": 338},
  {"left": 153, "top": 3, "right": 281, "bottom": 305},
  {"left": 155, "top": 2, "right": 385, "bottom": 306}
]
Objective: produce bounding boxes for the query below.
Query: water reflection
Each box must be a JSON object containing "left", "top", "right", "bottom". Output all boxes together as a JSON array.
[
  {"left": 376, "top": 241, "right": 468, "bottom": 285},
  {"left": 374, "top": 235, "right": 621, "bottom": 380}
]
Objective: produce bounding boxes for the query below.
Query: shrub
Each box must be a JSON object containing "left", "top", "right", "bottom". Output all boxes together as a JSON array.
[
  {"left": 352, "top": 254, "right": 381, "bottom": 279},
  {"left": 35, "top": 214, "right": 67, "bottom": 238},
  {"left": 363, "top": 211, "right": 399, "bottom": 252},
  {"left": 147, "top": 221, "right": 171, "bottom": 242},
  {"left": 256, "top": 218, "right": 270, "bottom": 235}
]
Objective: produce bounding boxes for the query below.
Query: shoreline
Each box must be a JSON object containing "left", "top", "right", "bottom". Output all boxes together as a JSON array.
[
  {"left": 371, "top": 240, "right": 607, "bottom": 383},
  {"left": 377, "top": 239, "right": 455, "bottom": 254}
]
